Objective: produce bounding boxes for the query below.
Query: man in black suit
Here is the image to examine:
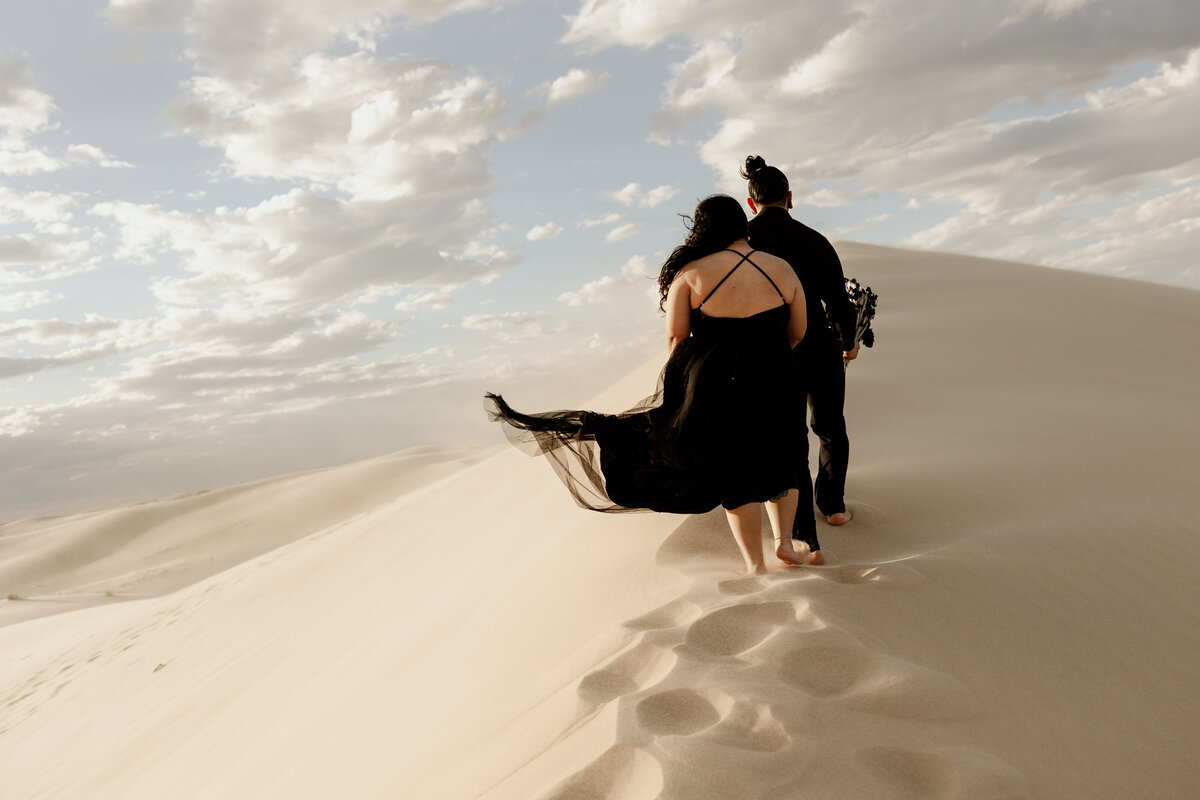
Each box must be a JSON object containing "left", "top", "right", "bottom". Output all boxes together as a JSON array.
[{"left": 741, "top": 156, "right": 860, "bottom": 561}]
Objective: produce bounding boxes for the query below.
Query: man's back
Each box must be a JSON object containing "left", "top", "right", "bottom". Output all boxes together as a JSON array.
[{"left": 747, "top": 206, "right": 855, "bottom": 359}]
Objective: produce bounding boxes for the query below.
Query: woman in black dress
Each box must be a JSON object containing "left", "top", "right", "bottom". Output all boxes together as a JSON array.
[{"left": 486, "top": 195, "right": 817, "bottom": 573}]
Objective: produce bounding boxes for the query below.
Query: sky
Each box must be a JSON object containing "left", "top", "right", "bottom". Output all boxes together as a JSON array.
[{"left": 1, "top": 0, "right": 1198, "bottom": 519}]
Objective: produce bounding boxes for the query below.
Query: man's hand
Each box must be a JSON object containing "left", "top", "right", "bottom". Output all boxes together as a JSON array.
[{"left": 843, "top": 341, "right": 861, "bottom": 361}]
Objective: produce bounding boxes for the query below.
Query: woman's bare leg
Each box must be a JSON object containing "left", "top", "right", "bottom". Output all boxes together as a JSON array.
[
  {"left": 725, "top": 503, "right": 766, "bottom": 574},
  {"left": 765, "top": 489, "right": 808, "bottom": 566}
]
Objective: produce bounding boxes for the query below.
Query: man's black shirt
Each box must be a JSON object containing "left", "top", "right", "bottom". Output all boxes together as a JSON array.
[{"left": 747, "top": 206, "right": 856, "bottom": 360}]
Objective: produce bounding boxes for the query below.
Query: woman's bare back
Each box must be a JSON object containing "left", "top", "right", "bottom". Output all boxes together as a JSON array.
[{"left": 680, "top": 243, "right": 800, "bottom": 318}]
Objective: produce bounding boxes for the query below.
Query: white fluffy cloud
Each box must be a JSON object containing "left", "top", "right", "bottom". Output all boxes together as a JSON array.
[
  {"left": 394, "top": 289, "right": 453, "bottom": 311},
  {"left": 578, "top": 212, "right": 623, "bottom": 229},
  {"left": 605, "top": 222, "right": 639, "bottom": 242},
  {"left": 606, "top": 181, "right": 679, "bottom": 207},
  {"left": 170, "top": 52, "right": 505, "bottom": 203},
  {"left": 0, "top": 290, "right": 63, "bottom": 313},
  {"left": 543, "top": 68, "right": 602, "bottom": 105},
  {"left": 0, "top": 53, "right": 55, "bottom": 144},
  {"left": 460, "top": 310, "right": 567, "bottom": 343},
  {"left": 506, "top": 67, "right": 604, "bottom": 138},
  {"left": 92, "top": 189, "right": 510, "bottom": 314},
  {"left": 558, "top": 254, "right": 654, "bottom": 306},
  {"left": 526, "top": 221, "right": 563, "bottom": 241}
]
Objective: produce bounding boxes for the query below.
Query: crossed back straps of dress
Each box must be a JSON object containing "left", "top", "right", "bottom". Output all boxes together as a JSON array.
[{"left": 696, "top": 249, "right": 785, "bottom": 309}]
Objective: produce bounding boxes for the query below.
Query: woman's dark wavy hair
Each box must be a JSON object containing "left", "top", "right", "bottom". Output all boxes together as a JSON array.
[
  {"left": 740, "top": 155, "right": 789, "bottom": 205},
  {"left": 657, "top": 194, "right": 748, "bottom": 310}
]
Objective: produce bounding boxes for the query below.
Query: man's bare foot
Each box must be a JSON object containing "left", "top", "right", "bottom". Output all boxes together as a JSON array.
[{"left": 826, "top": 511, "right": 852, "bottom": 526}]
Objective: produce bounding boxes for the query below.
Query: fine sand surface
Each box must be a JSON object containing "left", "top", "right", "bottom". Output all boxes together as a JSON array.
[{"left": 2, "top": 242, "right": 1199, "bottom": 799}]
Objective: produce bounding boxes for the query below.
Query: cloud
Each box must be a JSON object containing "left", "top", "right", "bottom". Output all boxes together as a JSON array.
[
  {"left": 169, "top": 51, "right": 505, "bottom": 203},
  {"left": 0, "top": 187, "right": 78, "bottom": 229},
  {"left": 460, "top": 310, "right": 567, "bottom": 343},
  {"left": 0, "top": 290, "right": 63, "bottom": 313},
  {"left": 605, "top": 222, "right": 639, "bottom": 242},
  {"left": 526, "top": 221, "right": 563, "bottom": 241},
  {"left": 803, "top": 188, "right": 851, "bottom": 207},
  {"left": 0, "top": 341, "right": 123, "bottom": 379},
  {"left": 0, "top": 316, "right": 123, "bottom": 344},
  {"left": 0, "top": 50, "right": 65, "bottom": 176},
  {"left": 394, "top": 289, "right": 453, "bottom": 311},
  {"left": 0, "top": 52, "right": 55, "bottom": 142},
  {"left": 543, "top": 68, "right": 602, "bottom": 105},
  {"left": 90, "top": 189, "right": 511, "bottom": 316},
  {"left": 562, "top": 0, "right": 771, "bottom": 51},
  {"left": 461, "top": 311, "right": 538, "bottom": 329},
  {"left": 506, "top": 67, "right": 604, "bottom": 138},
  {"left": 0, "top": 237, "right": 59, "bottom": 265},
  {"left": 605, "top": 182, "right": 679, "bottom": 208},
  {"left": 65, "top": 144, "right": 133, "bottom": 168},
  {"left": 578, "top": 212, "right": 623, "bottom": 229},
  {"left": 558, "top": 254, "right": 654, "bottom": 305}
]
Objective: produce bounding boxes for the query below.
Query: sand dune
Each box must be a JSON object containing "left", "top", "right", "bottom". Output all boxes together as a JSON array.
[
  {"left": 0, "top": 445, "right": 501, "bottom": 627},
  {"left": 2, "top": 243, "right": 1199, "bottom": 799}
]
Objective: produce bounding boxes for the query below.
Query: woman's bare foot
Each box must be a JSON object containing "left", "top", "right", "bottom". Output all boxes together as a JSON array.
[
  {"left": 774, "top": 538, "right": 809, "bottom": 567},
  {"left": 826, "top": 511, "right": 852, "bottom": 526},
  {"left": 783, "top": 540, "right": 825, "bottom": 566}
]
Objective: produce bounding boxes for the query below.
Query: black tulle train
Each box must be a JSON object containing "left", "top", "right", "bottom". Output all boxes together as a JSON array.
[{"left": 485, "top": 304, "right": 805, "bottom": 515}]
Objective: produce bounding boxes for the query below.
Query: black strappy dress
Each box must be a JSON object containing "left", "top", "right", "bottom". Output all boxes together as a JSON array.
[{"left": 485, "top": 250, "right": 805, "bottom": 514}]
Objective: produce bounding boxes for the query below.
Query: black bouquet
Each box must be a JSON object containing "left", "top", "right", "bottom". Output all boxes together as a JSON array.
[{"left": 840, "top": 277, "right": 877, "bottom": 349}]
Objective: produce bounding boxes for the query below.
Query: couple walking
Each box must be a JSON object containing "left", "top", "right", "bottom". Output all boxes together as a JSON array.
[{"left": 486, "top": 156, "right": 862, "bottom": 574}]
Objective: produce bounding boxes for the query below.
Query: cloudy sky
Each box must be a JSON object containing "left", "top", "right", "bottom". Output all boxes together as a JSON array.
[{"left": 2, "top": 0, "right": 1198, "bottom": 519}]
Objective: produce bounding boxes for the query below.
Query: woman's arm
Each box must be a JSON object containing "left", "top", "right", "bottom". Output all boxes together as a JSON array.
[
  {"left": 787, "top": 279, "right": 807, "bottom": 349},
  {"left": 664, "top": 273, "right": 692, "bottom": 354}
]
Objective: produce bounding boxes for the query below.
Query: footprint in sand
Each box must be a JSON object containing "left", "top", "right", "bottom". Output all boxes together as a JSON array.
[
  {"left": 622, "top": 600, "right": 701, "bottom": 631},
  {"left": 538, "top": 745, "right": 662, "bottom": 800},
  {"left": 860, "top": 746, "right": 1031, "bottom": 800},
  {"left": 780, "top": 641, "right": 981, "bottom": 722},
  {"left": 578, "top": 641, "right": 678, "bottom": 704},
  {"left": 635, "top": 687, "right": 730, "bottom": 736},
  {"left": 716, "top": 575, "right": 770, "bottom": 596},
  {"left": 685, "top": 602, "right": 796, "bottom": 657},
  {"left": 703, "top": 698, "right": 792, "bottom": 753}
]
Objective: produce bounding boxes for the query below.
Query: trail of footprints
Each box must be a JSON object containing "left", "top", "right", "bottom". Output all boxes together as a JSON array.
[
  {"left": 0, "top": 576, "right": 239, "bottom": 738},
  {"left": 541, "top": 563, "right": 1030, "bottom": 800}
]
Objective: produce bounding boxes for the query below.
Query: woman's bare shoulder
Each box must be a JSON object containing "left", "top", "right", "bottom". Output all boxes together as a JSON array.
[
  {"left": 753, "top": 250, "right": 798, "bottom": 281},
  {"left": 687, "top": 249, "right": 728, "bottom": 269},
  {"left": 751, "top": 249, "right": 791, "bottom": 271}
]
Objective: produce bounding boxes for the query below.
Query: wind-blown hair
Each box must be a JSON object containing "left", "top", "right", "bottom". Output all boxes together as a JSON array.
[
  {"left": 740, "top": 155, "right": 789, "bottom": 205},
  {"left": 657, "top": 194, "right": 748, "bottom": 310}
]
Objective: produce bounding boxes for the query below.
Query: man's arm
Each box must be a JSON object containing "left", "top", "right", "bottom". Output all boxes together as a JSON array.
[{"left": 820, "top": 237, "right": 858, "bottom": 351}]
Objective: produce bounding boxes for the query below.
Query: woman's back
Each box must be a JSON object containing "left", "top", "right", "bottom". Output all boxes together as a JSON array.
[{"left": 678, "top": 246, "right": 798, "bottom": 318}]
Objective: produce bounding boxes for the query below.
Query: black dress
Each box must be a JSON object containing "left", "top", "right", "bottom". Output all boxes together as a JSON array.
[{"left": 485, "top": 250, "right": 805, "bottom": 515}]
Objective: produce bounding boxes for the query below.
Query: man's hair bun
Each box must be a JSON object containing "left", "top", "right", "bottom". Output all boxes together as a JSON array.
[
  {"left": 740, "top": 155, "right": 768, "bottom": 179},
  {"left": 741, "top": 155, "right": 789, "bottom": 204}
]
